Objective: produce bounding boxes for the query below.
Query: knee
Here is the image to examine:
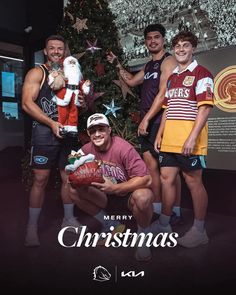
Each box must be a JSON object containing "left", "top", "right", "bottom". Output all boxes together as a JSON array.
[
  {"left": 33, "top": 174, "right": 49, "bottom": 189},
  {"left": 131, "top": 190, "right": 153, "bottom": 210},
  {"left": 160, "top": 174, "right": 175, "bottom": 187}
]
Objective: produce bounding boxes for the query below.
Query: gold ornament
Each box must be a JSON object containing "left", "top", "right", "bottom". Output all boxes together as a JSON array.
[
  {"left": 72, "top": 18, "right": 88, "bottom": 33},
  {"left": 96, "top": 0, "right": 102, "bottom": 9},
  {"left": 113, "top": 74, "right": 135, "bottom": 99},
  {"left": 73, "top": 51, "right": 86, "bottom": 60}
]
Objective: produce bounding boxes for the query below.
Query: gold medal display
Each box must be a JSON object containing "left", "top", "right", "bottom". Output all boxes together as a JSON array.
[{"left": 214, "top": 65, "right": 236, "bottom": 112}]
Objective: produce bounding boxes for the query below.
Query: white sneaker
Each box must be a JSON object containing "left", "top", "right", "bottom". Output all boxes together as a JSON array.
[
  {"left": 177, "top": 226, "right": 209, "bottom": 248},
  {"left": 149, "top": 220, "right": 172, "bottom": 234},
  {"left": 25, "top": 225, "right": 40, "bottom": 247},
  {"left": 135, "top": 245, "right": 152, "bottom": 262},
  {"left": 61, "top": 217, "right": 83, "bottom": 233}
]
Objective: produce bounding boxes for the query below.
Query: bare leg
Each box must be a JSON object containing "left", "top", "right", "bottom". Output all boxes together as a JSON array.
[
  {"left": 143, "top": 151, "right": 161, "bottom": 202},
  {"left": 160, "top": 166, "right": 180, "bottom": 216},
  {"left": 29, "top": 169, "right": 50, "bottom": 207},
  {"left": 69, "top": 185, "right": 107, "bottom": 215},
  {"left": 129, "top": 188, "right": 153, "bottom": 228},
  {"left": 182, "top": 169, "right": 208, "bottom": 220}
]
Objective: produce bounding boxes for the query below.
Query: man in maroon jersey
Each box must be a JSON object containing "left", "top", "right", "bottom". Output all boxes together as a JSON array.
[{"left": 154, "top": 31, "right": 214, "bottom": 248}]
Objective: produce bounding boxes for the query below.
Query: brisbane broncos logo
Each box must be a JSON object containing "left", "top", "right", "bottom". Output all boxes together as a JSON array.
[
  {"left": 214, "top": 65, "right": 236, "bottom": 112},
  {"left": 93, "top": 266, "right": 111, "bottom": 282}
]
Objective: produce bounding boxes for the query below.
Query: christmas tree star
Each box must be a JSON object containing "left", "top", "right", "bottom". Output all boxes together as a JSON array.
[
  {"left": 86, "top": 39, "right": 102, "bottom": 54},
  {"left": 103, "top": 99, "right": 121, "bottom": 118},
  {"left": 73, "top": 51, "right": 86, "bottom": 60},
  {"left": 113, "top": 74, "right": 135, "bottom": 99},
  {"left": 86, "top": 90, "right": 105, "bottom": 111},
  {"left": 72, "top": 18, "right": 88, "bottom": 32}
]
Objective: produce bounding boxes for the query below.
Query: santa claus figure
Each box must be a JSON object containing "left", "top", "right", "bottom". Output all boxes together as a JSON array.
[{"left": 51, "top": 56, "right": 91, "bottom": 137}]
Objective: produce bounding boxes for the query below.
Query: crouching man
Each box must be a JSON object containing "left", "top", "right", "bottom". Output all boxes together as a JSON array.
[{"left": 69, "top": 113, "right": 154, "bottom": 261}]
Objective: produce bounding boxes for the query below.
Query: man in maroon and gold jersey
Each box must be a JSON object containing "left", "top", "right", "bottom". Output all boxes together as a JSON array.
[{"left": 153, "top": 31, "right": 214, "bottom": 248}]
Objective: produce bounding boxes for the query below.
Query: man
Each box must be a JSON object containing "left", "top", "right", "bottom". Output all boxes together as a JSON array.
[
  {"left": 154, "top": 31, "right": 214, "bottom": 247},
  {"left": 107, "top": 24, "right": 181, "bottom": 221},
  {"left": 22, "top": 35, "right": 83, "bottom": 247},
  {"left": 69, "top": 113, "right": 154, "bottom": 261}
]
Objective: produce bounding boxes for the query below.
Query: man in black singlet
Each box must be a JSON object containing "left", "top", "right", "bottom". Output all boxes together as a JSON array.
[
  {"left": 22, "top": 35, "right": 83, "bottom": 247},
  {"left": 107, "top": 24, "right": 182, "bottom": 222}
]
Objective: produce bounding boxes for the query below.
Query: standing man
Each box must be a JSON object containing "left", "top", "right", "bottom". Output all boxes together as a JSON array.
[
  {"left": 154, "top": 31, "right": 214, "bottom": 247},
  {"left": 69, "top": 113, "right": 154, "bottom": 261},
  {"left": 107, "top": 24, "right": 181, "bottom": 220},
  {"left": 22, "top": 35, "right": 83, "bottom": 247}
]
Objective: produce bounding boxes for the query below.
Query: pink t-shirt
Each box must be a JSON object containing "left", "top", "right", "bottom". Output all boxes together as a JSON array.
[{"left": 82, "top": 136, "right": 149, "bottom": 184}]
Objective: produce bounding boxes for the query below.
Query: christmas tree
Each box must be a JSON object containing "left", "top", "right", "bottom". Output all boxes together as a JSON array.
[{"left": 59, "top": 0, "right": 140, "bottom": 148}]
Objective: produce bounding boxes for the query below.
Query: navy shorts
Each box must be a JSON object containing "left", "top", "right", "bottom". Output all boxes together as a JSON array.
[
  {"left": 138, "top": 122, "right": 160, "bottom": 158},
  {"left": 30, "top": 138, "right": 80, "bottom": 170},
  {"left": 158, "top": 152, "right": 206, "bottom": 171}
]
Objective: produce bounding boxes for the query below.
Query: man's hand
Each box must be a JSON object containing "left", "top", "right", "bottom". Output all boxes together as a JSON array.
[
  {"left": 91, "top": 176, "right": 115, "bottom": 194},
  {"left": 154, "top": 134, "right": 162, "bottom": 153},
  {"left": 77, "top": 94, "right": 87, "bottom": 109},
  {"left": 106, "top": 51, "right": 117, "bottom": 64},
  {"left": 182, "top": 136, "right": 196, "bottom": 156},
  {"left": 50, "top": 120, "right": 64, "bottom": 138},
  {"left": 138, "top": 118, "right": 149, "bottom": 136}
]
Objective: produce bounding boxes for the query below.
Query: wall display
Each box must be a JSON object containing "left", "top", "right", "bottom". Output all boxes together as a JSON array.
[
  {"left": 196, "top": 46, "right": 236, "bottom": 170},
  {"left": 1, "top": 71, "right": 15, "bottom": 97}
]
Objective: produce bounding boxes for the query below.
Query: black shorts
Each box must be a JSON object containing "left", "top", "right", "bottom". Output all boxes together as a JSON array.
[
  {"left": 30, "top": 137, "right": 80, "bottom": 170},
  {"left": 138, "top": 122, "right": 160, "bottom": 158},
  {"left": 106, "top": 194, "right": 132, "bottom": 215},
  {"left": 158, "top": 152, "right": 206, "bottom": 171}
]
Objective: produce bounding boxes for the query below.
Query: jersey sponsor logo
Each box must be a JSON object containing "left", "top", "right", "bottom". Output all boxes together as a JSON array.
[
  {"left": 34, "top": 156, "right": 48, "bottom": 164},
  {"left": 144, "top": 72, "right": 158, "bottom": 80},
  {"left": 214, "top": 65, "right": 236, "bottom": 113},
  {"left": 168, "top": 87, "right": 190, "bottom": 98},
  {"left": 183, "top": 76, "right": 195, "bottom": 86}
]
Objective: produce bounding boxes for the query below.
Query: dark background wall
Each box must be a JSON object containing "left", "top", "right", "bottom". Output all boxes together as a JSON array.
[
  {"left": 0, "top": 0, "right": 235, "bottom": 217},
  {"left": 0, "top": 0, "right": 63, "bottom": 50}
]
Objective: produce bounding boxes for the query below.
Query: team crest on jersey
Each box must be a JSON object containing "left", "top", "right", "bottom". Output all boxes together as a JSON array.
[
  {"left": 153, "top": 62, "right": 159, "bottom": 69},
  {"left": 183, "top": 76, "right": 195, "bottom": 86}
]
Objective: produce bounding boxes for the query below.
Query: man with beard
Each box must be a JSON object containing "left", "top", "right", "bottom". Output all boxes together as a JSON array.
[
  {"left": 107, "top": 24, "right": 181, "bottom": 223},
  {"left": 22, "top": 35, "right": 84, "bottom": 247}
]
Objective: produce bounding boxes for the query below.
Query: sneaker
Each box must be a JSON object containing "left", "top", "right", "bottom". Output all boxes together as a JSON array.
[
  {"left": 177, "top": 226, "right": 209, "bottom": 248},
  {"left": 97, "top": 220, "right": 126, "bottom": 246},
  {"left": 149, "top": 220, "right": 172, "bottom": 235},
  {"left": 135, "top": 245, "right": 152, "bottom": 262},
  {"left": 61, "top": 217, "right": 83, "bottom": 233},
  {"left": 170, "top": 212, "right": 183, "bottom": 226},
  {"left": 25, "top": 225, "right": 40, "bottom": 247}
]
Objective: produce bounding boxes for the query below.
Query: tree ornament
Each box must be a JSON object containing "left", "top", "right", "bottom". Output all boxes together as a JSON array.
[
  {"left": 103, "top": 99, "right": 121, "bottom": 118},
  {"left": 96, "top": 0, "right": 102, "bottom": 9},
  {"left": 95, "top": 62, "right": 105, "bottom": 76},
  {"left": 86, "top": 39, "right": 102, "bottom": 54},
  {"left": 73, "top": 51, "right": 86, "bottom": 60},
  {"left": 129, "top": 111, "right": 141, "bottom": 124},
  {"left": 72, "top": 18, "right": 88, "bottom": 33},
  {"left": 113, "top": 73, "right": 135, "bottom": 99},
  {"left": 86, "top": 86, "right": 105, "bottom": 111}
]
